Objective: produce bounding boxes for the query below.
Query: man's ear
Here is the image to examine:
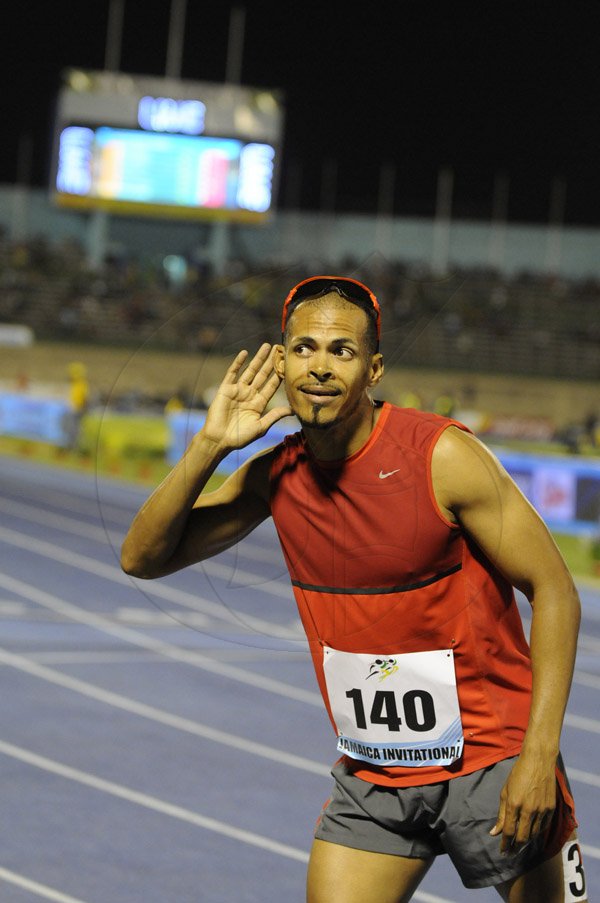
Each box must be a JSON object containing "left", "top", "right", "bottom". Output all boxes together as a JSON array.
[
  {"left": 273, "top": 343, "right": 285, "bottom": 379},
  {"left": 368, "top": 352, "right": 384, "bottom": 387}
]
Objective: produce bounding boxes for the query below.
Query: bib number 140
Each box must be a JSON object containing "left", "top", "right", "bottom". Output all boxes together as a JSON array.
[{"left": 346, "top": 688, "right": 436, "bottom": 733}]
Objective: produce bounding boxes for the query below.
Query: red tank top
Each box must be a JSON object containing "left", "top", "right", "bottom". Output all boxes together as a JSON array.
[{"left": 269, "top": 402, "right": 533, "bottom": 787}]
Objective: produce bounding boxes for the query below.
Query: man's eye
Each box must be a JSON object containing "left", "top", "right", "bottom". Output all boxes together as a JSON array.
[
  {"left": 294, "top": 344, "right": 312, "bottom": 355},
  {"left": 334, "top": 347, "right": 353, "bottom": 358}
]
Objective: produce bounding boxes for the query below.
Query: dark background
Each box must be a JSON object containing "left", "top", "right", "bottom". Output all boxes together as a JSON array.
[{"left": 3, "top": 1, "right": 600, "bottom": 225}]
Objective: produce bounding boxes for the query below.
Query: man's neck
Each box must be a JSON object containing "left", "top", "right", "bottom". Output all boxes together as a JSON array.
[{"left": 302, "top": 400, "right": 381, "bottom": 461}]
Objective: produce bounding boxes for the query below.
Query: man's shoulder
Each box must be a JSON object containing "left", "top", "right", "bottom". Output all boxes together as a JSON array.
[
  {"left": 383, "top": 403, "right": 471, "bottom": 451},
  {"left": 269, "top": 428, "right": 305, "bottom": 470},
  {"left": 387, "top": 402, "right": 462, "bottom": 428},
  {"left": 243, "top": 430, "right": 304, "bottom": 494}
]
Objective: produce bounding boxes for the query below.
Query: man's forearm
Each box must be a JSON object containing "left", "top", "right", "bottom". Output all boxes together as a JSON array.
[
  {"left": 120, "top": 433, "right": 226, "bottom": 577},
  {"left": 520, "top": 578, "right": 581, "bottom": 760}
]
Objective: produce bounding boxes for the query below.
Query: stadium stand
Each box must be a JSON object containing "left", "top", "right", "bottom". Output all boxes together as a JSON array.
[{"left": 1, "top": 233, "right": 599, "bottom": 384}]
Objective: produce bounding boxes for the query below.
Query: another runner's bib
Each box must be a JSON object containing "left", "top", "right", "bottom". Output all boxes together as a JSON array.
[{"left": 323, "top": 647, "right": 464, "bottom": 768}]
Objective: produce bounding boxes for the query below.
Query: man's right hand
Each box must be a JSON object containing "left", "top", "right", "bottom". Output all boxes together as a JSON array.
[
  {"left": 201, "top": 343, "right": 292, "bottom": 455},
  {"left": 121, "top": 343, "right": 289, "bottom": 579}
]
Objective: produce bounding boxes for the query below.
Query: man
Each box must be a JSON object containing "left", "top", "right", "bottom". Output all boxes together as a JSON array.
[
  {"left": 121, "top": 276, "right": 586, "bottom": 901},
  {"left": 63, "top": 360, "right": 90, "bottom": 452}
]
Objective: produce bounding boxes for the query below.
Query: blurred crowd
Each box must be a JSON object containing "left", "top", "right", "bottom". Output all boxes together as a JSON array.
[{"left": 1, "top": 230, "right": 600, "bottom": 386}]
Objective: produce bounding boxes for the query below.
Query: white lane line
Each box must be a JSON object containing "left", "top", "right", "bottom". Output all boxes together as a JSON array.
[
  {"left": 0, "top": 867, "right": 86, "bottom": 902},
  {"left": 5, "top": 489, "right": 600, "bottom": 599},
  {"left": 573, "top": 670, "right": 600, "bottom": 691},
  {"left": 1, "top": 645, "right": 598, "bottom": 792},
  {"left": 0, "top": 738, "right": 456, "bottom": 903},
  {"left": 28, "top": 649, "right": 302, "bottom": 665},
  {"left": 0, "top": 487, "right": 141, "bottom": 524},
  {"left": 0, "top": 490, "right": 287, "bottom": 566},
  {"left": 0, "top": 572, "right": 321, "bottom": 707},
  {"left": 564, "top": 712, "right": 600, "bottom": 734},
  {"left": 4, "top": 516, "right": 600, "bottom": 655},
  {"left": 114, "top": 606, "right": 211, "bottom": 627},
  {"left": 577, "top": 635, "right": 600, "bottom": 654},
  {"left": 4, "top": 497, "right": 600, "bottom": 636},
  {"left": 0, "top": 600, "right": 29, "bottom": 616},
  {"left": 569, "top": 768, "right": 600, "bottom": 789},
  {"left": 0, "top": 598, "right": 300, "bottom": 637},
  {"left": 3, "top": 538, "right": 600, "bottom": 742},
  {"left": 2, "top": 567, "right": 600, "bottom": 742},
  {"left": 565, "top": 769, "right": 600, "bottom": 790},
  {"left": 7, "top": 516, "right": 600, "bottom": 682},
  {"left": 518, "top": 615, "right": 600, "bottom": 658},
  {"left": 0, "top": 498, "right": 289, "bottom": 591},
  {"left": 2, "top": 518, "right": 600, "bottom": 744},
  {"left": 0, "top": 603, "right": 212, "bottom": 629},
  {"left": 581, "top": 843, "right": 600, "bottom": 860},
  {"left": 28, "top": 650, "right": 169, "bottom": 665},
  {"left": 0, "top": 498, "right": 120, "bottom": 542},
  {"left": 4, "top": 497, "right": 600, "bottom": 642},
  {"left": 0, "top": 739, "right": 310, "bottom": 865},
  {"left": 414, "top": 895, "right": 457, "bottom": 903},
  {"left": 18, "top": 493, "right": 600, "bottom": 604},
  {"left": 0, "top": 646, "right": 330, "bottom": 778},
  {"left": 0, "top": 524, "right": 302, "bottom": 640}
]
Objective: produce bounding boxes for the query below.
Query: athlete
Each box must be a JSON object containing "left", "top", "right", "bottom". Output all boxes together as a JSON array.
[{"left": 121, "top": 276, "right": 586, "bottom": 901}]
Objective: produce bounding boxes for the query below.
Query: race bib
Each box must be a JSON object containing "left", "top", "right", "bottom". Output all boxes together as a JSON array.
[
  {"left": 323, "top": 646, "right": 464, "bottom": 768},
  {"left": 562, "top": 840, "right": 586, "bottom": 901}
]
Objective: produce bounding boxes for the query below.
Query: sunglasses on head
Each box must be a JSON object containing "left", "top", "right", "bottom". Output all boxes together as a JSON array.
[{"left": 281, "top": 275, "right": 381, "bottom": 340}]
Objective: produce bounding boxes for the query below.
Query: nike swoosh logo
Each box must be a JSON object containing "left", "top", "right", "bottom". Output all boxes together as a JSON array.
[{"left": 378, "top": 469, "right": 401, "bottom": 479}]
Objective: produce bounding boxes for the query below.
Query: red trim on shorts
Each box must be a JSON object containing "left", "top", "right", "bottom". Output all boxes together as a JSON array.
[
  {"left": 541, "top": 762, "right": 579, "bottom": 861},
  {"left": 314, "top": 796, "right": 332, "bottom": 833}
]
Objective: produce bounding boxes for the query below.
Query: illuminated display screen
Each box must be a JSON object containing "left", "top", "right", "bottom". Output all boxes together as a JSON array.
[{"left": 54, "top": 125, "right": 276, "bottom": 220}]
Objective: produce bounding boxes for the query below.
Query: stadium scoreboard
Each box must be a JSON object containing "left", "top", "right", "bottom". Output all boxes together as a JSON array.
[{"left": 50, "top": 68, "right": 284, "bottom": 223}]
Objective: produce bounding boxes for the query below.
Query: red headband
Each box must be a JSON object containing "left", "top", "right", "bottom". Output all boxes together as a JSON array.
[{"left": 281, "top": 275, "right": 381, "bottom": 340}]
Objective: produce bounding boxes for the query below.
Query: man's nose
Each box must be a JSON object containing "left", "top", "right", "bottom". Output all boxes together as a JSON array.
[{"left": 309, "top": 359, "right": 333, "bottom": 381}]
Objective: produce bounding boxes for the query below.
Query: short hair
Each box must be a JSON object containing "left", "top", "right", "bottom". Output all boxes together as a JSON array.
[{"left": 283, "top": 288, "right": 379, "bottom": 356}]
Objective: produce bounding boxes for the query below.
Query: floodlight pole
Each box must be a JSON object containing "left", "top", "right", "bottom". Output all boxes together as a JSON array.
[
  {"left": 10, "top": 132, "right": 33, "bottom": 241},
  {"left": 166, "top": 0, "right": 187, "bottom": 80},
  {"left": 488, "top": 172, "right": 509, "bottom": 272},
  {"left": 318, "top": 158, "right": 337, "bottom": 260},
  {"left": 545, "top": 177, "right": 566, "bottom": 276},
  {"left": 105, "top": 0, "right": 125, "bottom": 71},
  {"left": 85, "top": 0, "right": 127, "bottom": 270},
  {"left": 209, "top": 7, "right": 247, "bottom": 275},
  {"left": 432, "top": 166, "right": 454, "bottom": 276},
  {"left": 225, "top": 7, "right": 246, "bottom": 84},
  {"left": 375, "top": 161, "right": 396, "bottom": 260}
]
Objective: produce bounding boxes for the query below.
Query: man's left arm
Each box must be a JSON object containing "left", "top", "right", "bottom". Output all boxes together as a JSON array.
[{"left": 431, "top": 426, "right": 581, "bottom": 853}]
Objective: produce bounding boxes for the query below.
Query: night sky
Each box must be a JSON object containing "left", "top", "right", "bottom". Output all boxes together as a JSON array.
[{"left": 3, "top": 1, "right": 600, "bottom": 225}]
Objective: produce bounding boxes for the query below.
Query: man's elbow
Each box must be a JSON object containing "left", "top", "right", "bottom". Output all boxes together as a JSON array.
[
  {"left": 525, "top": 568, "right": 581, "bottom": 621},
  {"left": 567, "top": 577, "right": 582, "bottom": 625},
  {"left": 544, "top": 571, "right": 581, "bottom": 624},
  {"left": 120, "top": 545, "right": 161, "bottom": 579}
]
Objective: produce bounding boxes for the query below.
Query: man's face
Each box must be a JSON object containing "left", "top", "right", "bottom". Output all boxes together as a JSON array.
[{"left": 274, "top": 295, "right": 383, "bottom": 430}]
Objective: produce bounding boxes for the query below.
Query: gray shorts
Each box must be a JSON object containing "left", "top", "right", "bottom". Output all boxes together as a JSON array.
[{"left": 314, "top": 756, "right": 576, "bottom": 889}]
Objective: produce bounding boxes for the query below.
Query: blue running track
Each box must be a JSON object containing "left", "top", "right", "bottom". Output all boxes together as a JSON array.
[{"left": 0, "top": 455, "right": 598, "bottom": 902}]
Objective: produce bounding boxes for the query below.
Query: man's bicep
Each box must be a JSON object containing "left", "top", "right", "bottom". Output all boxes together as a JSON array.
[
  {"left": 459, "top": 473, "right": 570, "bottom": 598},
  {"left": 432, "top": 428, "right": 572, "bottom": 598},
  {"left": 161, "top": 451, "right": 273, "bottom": 575},
  {"left": 167, "top": 491, "right": 270, "bottom": 572}
]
